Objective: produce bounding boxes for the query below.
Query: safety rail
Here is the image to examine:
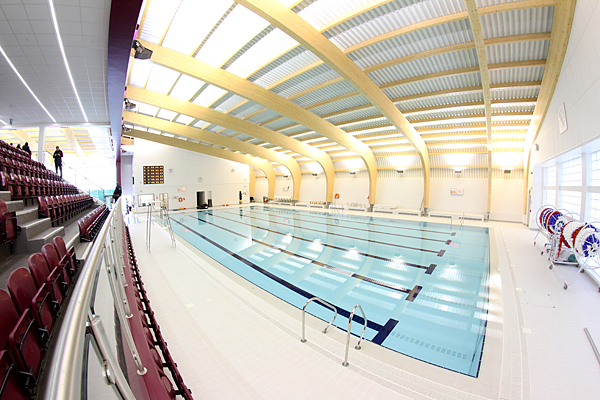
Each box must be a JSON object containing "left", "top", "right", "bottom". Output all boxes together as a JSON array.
[
  {"left": 146, "top": 200, "right": 176, "bottom": 251},
  {"left": 41, "top": 197, "right": 147, "bottom": 399},
  {"left": 300, "top": 297, "right": 338, "bottom": 343},
  {"left": 342, "top": 304, "right": 367, "bottom": 367}
]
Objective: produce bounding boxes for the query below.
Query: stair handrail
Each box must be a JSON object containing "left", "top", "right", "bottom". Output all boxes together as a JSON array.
[
  {"left": 342, "top": 304, "right": 367, "bottom": 367},
  {"left": 300, "top": 297, "right": 338, "bottom": 343}
]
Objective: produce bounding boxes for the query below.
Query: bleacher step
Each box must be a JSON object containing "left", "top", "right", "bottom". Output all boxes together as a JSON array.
[
  {"left": 0, "top": 191, "right": 11, "bottom": 202},
  {"left": 19, "top": 218, "right": 53, "bottom": 240},
  {"left": 14, "top": 226, "right": 65, "bottom": 254},
  {"left": 16, "top": 207, "right": 39, "bottom": 225},
  {"left": 6, "top": 200, "right": 24, "bottom": 213}
]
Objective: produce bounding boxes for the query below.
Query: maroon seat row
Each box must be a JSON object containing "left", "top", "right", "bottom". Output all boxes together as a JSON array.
[
  {"left": 39, "top": 194, "right": 94, "bottom": 226},
  {"left": 77, "top": 205, "right": 108, "bottom": 242},
  {"left": 0, "top": 236, "right": 77, "bottom": 399},
  {"left": 122, "top": 225, "right": 193, "bottom": 399},
  {"left": 1, "top": 172, "right": 77, "bottom": 204},
  {"left": 0, "top": 199, "right": 18, "bottom": 252},
  {"left": 0, "top": 141, "right": 40, "bottom": 166},
  {"left": 0, "top": 155, "right": 60, "bottom": 182}
]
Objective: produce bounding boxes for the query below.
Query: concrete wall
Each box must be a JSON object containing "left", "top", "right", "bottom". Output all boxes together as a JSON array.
[{"left": 132, "top": 139, "right": 250, "bottom": 210}]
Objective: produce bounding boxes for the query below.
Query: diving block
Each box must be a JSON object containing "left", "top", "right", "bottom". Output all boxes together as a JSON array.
[
  {"left": 428, "top": 211, "right": 454, "bottom": 219},
  {"left": 329, "top": 204, "right": 346, "bottom": 210},
  {"left": 373, "top": 204, "right": 397, "bottom": 210},
  {"left": 460, "top": 213, "right": 485, "bottom": 222},
  {"left": 309, "top": 204, "right": 327, "bottom": 208},
  {"left": 347, "top": 206, "right": 369, "bottom": 212},
  {"left": 295, "top": 202, "right": 309, "bottom": 207}
]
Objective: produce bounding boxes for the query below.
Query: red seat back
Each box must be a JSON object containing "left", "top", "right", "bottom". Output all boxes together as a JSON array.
[
  {"left": 0, "top": 289, "right": 20, "bottom": 350},
  {"left": 42, "top": 243, "right": 69, "bottom": 287},
  {"left": 7, "top": 268, "right": 37, "bottom": 315},
  {"left": 0, "top": 350, "right": 30, "bottom": 400}
]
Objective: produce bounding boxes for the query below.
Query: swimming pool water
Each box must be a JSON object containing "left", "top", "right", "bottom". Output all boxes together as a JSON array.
[{"left": 169, "top": 206, "right": 490, "bottom": 377}]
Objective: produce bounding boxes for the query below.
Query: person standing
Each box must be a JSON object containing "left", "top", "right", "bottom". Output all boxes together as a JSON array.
[
  {"left": 53, "top": 146, "right": 63, "bottom": 177},
  {"left": 113, "top": 183, "right": 122, "bottom": 202},
  {"left": 22, "top": 142, "right": 31, "bottom": 157}
]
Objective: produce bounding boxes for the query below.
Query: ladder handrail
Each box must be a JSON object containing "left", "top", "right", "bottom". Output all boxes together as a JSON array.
[
  {"left": 342, "top": 304, "right": 367, "bottom": 367},
  {"left": 300, "top": 297, "right": 338, "bottom": 343}
]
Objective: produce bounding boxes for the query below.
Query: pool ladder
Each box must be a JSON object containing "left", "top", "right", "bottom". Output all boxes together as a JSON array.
[{"left": 300, "top": 297, "right": 368, "bottom": 367}]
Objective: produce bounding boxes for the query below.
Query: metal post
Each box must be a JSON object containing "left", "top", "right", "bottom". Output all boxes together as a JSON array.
[
  {"left": 300, "top": 297, "right": 337, "bottom": 343},
  {"left": 342, "top": 304, "right": 367, "bottom": 367},
  {"left": 88, "top": 312, "right": 137, "bottom": 400},
  {"left": 585, "top": 328, "right": 600, "bottom": 366}
]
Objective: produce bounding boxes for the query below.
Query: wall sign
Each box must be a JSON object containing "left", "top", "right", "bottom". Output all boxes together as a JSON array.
[
  {"left": 450, "top": 188, "right": 464, "bottom": 195},
  {"left": 558, "top": 102, "right": 568, "bottom": 134}
]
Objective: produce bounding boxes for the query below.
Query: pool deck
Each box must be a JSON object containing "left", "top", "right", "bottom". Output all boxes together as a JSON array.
[{"left": 125, "top": 204, "right": 600, "bottom": 400}]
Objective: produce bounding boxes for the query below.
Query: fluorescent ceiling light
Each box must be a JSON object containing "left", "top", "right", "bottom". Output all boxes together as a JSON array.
[
  {"left": 0, "top": 46, "right": 56, "bottom": 123},
  {"left": 48, "top": 0, "right": 87, "bottom": 122},
  {"left": 195, "top": 5, "right": 270, "bottom": 67}
]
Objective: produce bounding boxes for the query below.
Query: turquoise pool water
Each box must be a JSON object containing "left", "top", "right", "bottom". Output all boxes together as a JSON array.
[{"left": 170, "top": 205, "right": 490, "bottom": 377}]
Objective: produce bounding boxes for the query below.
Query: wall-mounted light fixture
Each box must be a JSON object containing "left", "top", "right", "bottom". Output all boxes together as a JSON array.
[
  {"left": 349, "top": 169, "right": 358, "bottom": 174},
  {"left": 283, "top": 174, "right": 289, "bottom": 178},
  {"left": 454, "top": 167, "right": 463, "bottom": 173},
  {"left": 396, "top": 168, "right": 404, "bottom": 173},
  {"left": 311, "top": 172, "right": 318, "bottom": 176}
]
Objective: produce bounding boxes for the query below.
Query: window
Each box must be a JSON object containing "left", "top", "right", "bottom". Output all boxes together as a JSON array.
[
  {"left": 590, "top": 193, "right": 600, "bottom": 221},
  {"left": 545, "top": 165, "right": 557, "bottom": 186},
  {"left": 561, "top": 157, "right": 582, "bottom": 186},
  {"left": 592, "top": 151, "right": 600, "bottom": 186},
  {"left": 544, "top": 189, "right": 556, "bottom": 206},
  {"left": 560, "top": 191, "right": 582, "bottom": 214}
]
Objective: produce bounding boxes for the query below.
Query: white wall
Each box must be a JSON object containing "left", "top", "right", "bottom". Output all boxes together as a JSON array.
[
  {"left": 429, "top": 178, "right": 487, "bottom": 215},
  {"left": 133, "top": 140, "right": 250, "bottom": 209},
  {"left": 532, "top": 0, "right": 600, "bottom": 167},
  {"left": 490, "top": 179, "right": 525, "bottom": 222},
  {"left": 121, "top": 154, "right": 134, "bottom": 196}
]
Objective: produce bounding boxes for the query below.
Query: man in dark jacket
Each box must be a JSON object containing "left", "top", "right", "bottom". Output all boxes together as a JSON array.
[
  {"left": 113, "top": 183, "right": 122, "bottom": 202},
  {"left": 53, "top": 146, "right": 63, "bottom": 177}
]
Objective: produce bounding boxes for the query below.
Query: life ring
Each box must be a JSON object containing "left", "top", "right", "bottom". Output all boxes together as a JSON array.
[
  {"left": 178, "top": 197, "right": 183, "bottom": 202},
  {"left": 334, "top": 193, "right": 340, "bottom": 199}
]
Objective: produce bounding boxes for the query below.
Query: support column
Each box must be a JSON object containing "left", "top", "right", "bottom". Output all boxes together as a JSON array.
[{"left": 37, "top": 126, "right": 47, "bottom": 164}]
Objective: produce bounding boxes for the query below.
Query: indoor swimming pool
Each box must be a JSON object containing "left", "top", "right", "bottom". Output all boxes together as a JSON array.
[{"left": 169, "top": 205, "right": 490, "bottom": 377}]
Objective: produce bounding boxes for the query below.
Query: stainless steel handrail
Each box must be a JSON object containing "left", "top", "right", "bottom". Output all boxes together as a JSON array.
[
  {"left": 585, "top": 327, "right": 600, "bottom": 366},
  {"left": 342, "top": 304, "right": 367, "bottom": 367},
  {"left": 41, "top": 199, "right": 120, "bottom": 399},
  {"left": 88, "top": 311, "right": 136, "bottom": 400},
  {"left": 300, "top": 297, "right": 338, "bottom": 343},
  {"left": 145, "top": 201, "right": 153, "bottom": 251}
]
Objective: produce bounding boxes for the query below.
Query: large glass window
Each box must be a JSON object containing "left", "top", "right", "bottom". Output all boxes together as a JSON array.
[
  {"left": 544, "top": 189, "right": 556, "bottom": 206},
  {"left": 590, "top": 193, "right": 600, "bottom": 221},
  {"left": 592, "top": 151, "right": 600, "bottom": 186},
  {"left": 560, "top": 191, "right": 582, "bottom": 214},
  {"left": 561, "top": 157, "right": 582, "bottom": 186},
  {"left": 546, "top": 165, "right": 557, "bottom": 186}
]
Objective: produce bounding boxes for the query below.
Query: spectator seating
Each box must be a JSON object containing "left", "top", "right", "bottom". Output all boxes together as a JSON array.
[
  {"left": 38, "top": 194, "right": 93, "bottom": 226},
  {"left": 123, "top": 225, "right": 193, "bottom": 399},
  {"left": 0, "top": 349, "right": 30, "bottom": 400},
  {"left": 77, "top": 205, "right": 109, "bottom": 242},
  {"left": 0, "top": 199, "right": 18, "bottom": 251}
]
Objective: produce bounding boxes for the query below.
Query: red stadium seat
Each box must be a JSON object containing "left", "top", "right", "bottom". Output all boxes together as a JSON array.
[{"left": 0, "top": 350, "right": 30, "bottom": 400}]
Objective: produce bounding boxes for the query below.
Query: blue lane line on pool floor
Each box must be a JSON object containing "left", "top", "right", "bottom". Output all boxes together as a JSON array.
[
  {"left": 171, "top": 217, "right": 399, "bottom": 343},
  {"left": 210, "top": 211, "right": 438, "bottom": 274},
  {"left": 185, "top": 214, "right": 423, "bottom": 296}
]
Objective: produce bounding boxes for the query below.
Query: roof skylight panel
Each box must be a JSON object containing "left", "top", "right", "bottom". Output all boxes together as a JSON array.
[
  {"left": 169, "top": 74, "right": 205, "bottom": 101},
  {"left": 156, "top": 109, "right": 178, "bottom": 121},
  {"left": 193, "top": 85, "right": 228, "bottom": 107},
  {"left": 175, "top": 114, "right": 195, "bottom": 125},
  {"left": 128, "top": 59, "right": 154, "bottom": 88},
  {"left": 195, "top": 5, "right": 270, "bottom": 68},
  {"left": 162, "top": 0, "right": 234, "bottom": 55},
  {"left": 226, "top": 28, "right": 298, "bottom": 79},
  {"left": 297, "top": 0, "right": 374, "bottom": 31},
  {"left": 145, "top": 64, "right": 181, "bottom": 94},
  {"left": 138, "top": 0, "right": 181, "bottom": 44},
  {"left": 137, "top": 102, "right": 160, "bottom": 116},
  {"left": 193, "top": 120, "right": 210, "bottom": 129}
]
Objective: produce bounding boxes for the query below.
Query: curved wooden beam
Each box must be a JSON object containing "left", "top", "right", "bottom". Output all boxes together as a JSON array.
[
  {"left": 126, "top": 86, "right": 335, "bottom": 202},
  {"left": 237, "top": 0, "right": 429, "bottom": 208},
  {"left": 523, "top": 0, "right": 576, "bottom": 215},
  {"left": 123, "top": 111, "right": 302, "bottom": 200},
  {"left": 136, "top": 39, "right": 374, "bottom": 204},
  {"left": 126, "top": 129, "right": 277, "bottom": 199},
  {"left": 465, "top": 0, "right": 493, "bottom": 216}
]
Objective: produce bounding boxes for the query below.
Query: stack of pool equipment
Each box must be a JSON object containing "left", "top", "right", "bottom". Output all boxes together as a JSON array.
[{"left": 535, "top": 205, "right": 600, "bottom": 289}]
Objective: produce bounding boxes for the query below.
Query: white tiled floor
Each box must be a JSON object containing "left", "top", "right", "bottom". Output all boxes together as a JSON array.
[{"left": 126, "top": 208, "right": 600, "bottom": 400}]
